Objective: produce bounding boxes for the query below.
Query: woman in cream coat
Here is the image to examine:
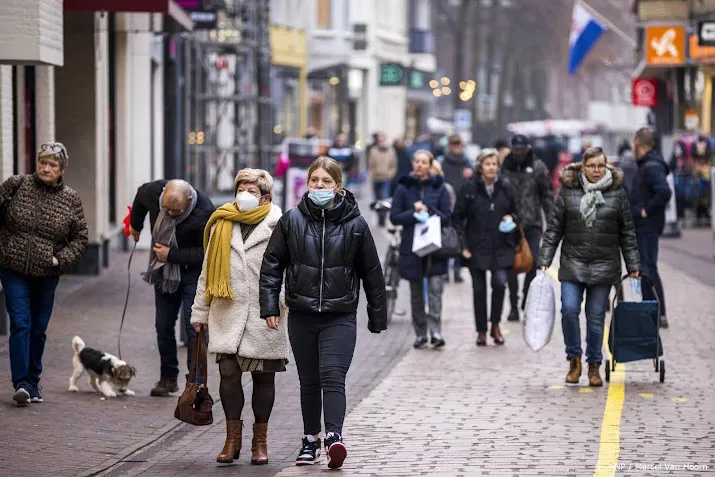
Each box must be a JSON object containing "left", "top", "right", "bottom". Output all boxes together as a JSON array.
[{"left": 191, "top": 168, "right": 288, "bottom": 466}]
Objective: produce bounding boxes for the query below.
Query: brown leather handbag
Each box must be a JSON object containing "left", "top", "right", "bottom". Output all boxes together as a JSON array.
[
  {"left": 513, "top": 226, "right": 534, "bottom": 274},
  {"left": 174, "top": 331, "right": 213, "bottom": 426}
]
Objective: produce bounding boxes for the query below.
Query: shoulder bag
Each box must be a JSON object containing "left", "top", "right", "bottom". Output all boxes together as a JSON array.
[
  {"left": 513, "top": 225, "right": 533, "bottom": 274},
  {"left": 174, "top": 331, "right": 214, "bottom": 426}
]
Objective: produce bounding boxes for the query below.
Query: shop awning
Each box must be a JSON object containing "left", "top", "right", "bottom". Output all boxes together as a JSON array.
[{"left": 64, "top": 0, "right": 193, "bottom": 31}]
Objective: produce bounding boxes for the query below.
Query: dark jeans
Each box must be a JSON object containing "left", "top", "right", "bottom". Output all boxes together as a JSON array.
[
  {"left": 561, "top": 281, "right": 611, "bottom": 363},
  {"left": 508, "top": 226, "right": 542, "bottom": 310},
  {"left": 470, "top": 269, "right": 508, "bottom": 333},
  {"left": 636, "top": 232, "right": 667, "bottom": 317},
  {"left": 0, "top": 268, "right": 59, "bottom": 388},
  {"left": 288, "top": 311, "right": 357, "bottom": 436},
  {"left": 154, "top": 282, "right": 200, "bottom": 381}
]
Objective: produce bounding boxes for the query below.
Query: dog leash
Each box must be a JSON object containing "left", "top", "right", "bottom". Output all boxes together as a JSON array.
[
  {"left": 117, "top": 241, "right": 136, "bottom": 361},
  {"left": 118, "top": 206, "right": 136, "bottom": 361}
]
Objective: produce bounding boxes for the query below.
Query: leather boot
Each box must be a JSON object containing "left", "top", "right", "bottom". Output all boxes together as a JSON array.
[
  {"left": 588, "top": 363, "right": 603, "bottom": 387},
  {"left": 217, "top": 420, "right": 243, "bottom": 463},
  {"left": 490, "top": 324, "right": 505, "bottom": 345},
  {"left": 565, "top": 356, "right": 582, "bottom": 385},
  {"left": 251, "top": 423, "right": 269, "bottom": 465}
]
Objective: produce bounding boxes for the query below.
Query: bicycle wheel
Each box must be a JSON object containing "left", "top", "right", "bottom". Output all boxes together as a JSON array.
[{"left": 384, "top": 249, "right": 400, "bottom": 323}]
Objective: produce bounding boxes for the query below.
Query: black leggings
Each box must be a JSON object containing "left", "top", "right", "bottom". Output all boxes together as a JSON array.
[
  {"left": 218, "top": 358, "right": 275, "bottom": 423},
  {"left": 288, "top": 312, "right": 357, "bottom": 436}
]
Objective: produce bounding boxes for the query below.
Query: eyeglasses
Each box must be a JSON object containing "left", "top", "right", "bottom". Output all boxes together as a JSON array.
[
  {"left": 40, "top": 143, "right": 67, "bottom": 161},
  {"left": 584, "top": 164, "right": 607, "bottom": 171}
]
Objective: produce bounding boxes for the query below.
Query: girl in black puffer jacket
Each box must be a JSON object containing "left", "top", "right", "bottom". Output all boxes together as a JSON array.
[
  {"left": 453, "top": 149, "right": 520, "bottom": 346},
  {"left": 537, "top": 147, "right": 640, "bottom": 388},
  {"left": 259, "top": 157, "right": 386, "bottom": 469}
]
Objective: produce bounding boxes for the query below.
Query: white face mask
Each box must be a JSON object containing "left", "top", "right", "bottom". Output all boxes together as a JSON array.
[{"left": 236, "top": 191, "right": 260, "bottom": 212}]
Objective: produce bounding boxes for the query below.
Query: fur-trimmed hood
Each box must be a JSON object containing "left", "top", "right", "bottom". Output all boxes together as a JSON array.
[{"left": 559, "top": 163, "right": 623, "bottom": 190}]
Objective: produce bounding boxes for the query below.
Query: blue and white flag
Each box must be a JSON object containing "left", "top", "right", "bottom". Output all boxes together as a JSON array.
[{"left": 568, "top": 2, "right": 606, "bottom": 75}]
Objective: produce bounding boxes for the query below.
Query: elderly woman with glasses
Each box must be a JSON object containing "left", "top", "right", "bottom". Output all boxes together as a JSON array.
[
  {"left": 0, "top": 142, "right": 88, "bottom": 405},
  {"left": 537, "top": 147, "right": 640, "bottom": 387}
]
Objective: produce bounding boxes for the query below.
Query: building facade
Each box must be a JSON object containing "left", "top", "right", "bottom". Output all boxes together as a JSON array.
[
  {"left": 306, "top": 0, "right": 435, "bottom": 145},
  {"left": 0, "top": 0, "right": 193, "bottom": 273},
  {"left": 270, "top": 0, "right": 309, "bottom": 139}
]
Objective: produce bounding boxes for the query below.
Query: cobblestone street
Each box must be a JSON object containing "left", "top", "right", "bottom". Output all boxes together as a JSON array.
[{"left": 0, "top": 220, "right": 714, "bottom": 476}]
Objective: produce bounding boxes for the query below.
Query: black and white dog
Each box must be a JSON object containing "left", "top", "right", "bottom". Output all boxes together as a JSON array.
[{"left": 69, "top": 336, "right": 136, "bottom": 397}]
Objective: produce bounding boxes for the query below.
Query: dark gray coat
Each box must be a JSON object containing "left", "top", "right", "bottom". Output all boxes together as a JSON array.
[{"left": 537, "top": 163, "right": 640, "bottom": 286}]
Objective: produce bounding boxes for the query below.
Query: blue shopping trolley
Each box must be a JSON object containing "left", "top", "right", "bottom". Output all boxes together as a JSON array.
[{"left": 605, "top": 275, "right": 665, "bottom": 383}]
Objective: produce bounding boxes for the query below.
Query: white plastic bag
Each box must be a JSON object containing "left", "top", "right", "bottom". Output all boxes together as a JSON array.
[
  {"left": 412, "top": 215, "right": 442, "bottom": 257},
  {"left": 522, "top": 270, "right": 556, "bottom": 352}
]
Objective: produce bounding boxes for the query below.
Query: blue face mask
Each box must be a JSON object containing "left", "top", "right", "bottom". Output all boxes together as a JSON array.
[{"left": 307, "top": 188, "right": 335, "bottom": 208}]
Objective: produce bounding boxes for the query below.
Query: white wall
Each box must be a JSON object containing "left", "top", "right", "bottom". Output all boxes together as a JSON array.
[
  {"left": 0, "top": 0, "right": 63, "bottom": 66},
  {"left": 115, "top": 13, "right": 159, "bottom": 250},
  {"left": 55, "top": 11, "right": 110, "bottom": 244},
  {"left": 0, "top": 66, "right": 13, "bottom": 179}
]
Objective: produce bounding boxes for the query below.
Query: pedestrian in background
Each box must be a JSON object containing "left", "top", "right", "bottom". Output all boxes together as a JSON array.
[
  {"left": 260, "top": 157, "right": 386, "bottom": 469},
  {"left": 437, "top": 134, "right": 473, "bottom": 282},
  {"left": 392, "top": 135, "right": 413, "bottom": 195},
  {"left": 630, "top": 127, "right": 672, "bottom": 328},
  {"left": 367, "top": 132, "right": 397, "bottom": 226},
  {"left": 191, "top": 169, "right": 288, "bottom": 465},
  {"left": 454, "top": 149, "right": 519, "bottom": 346},
  {"left": 617, "top": 138, "right": 638, "bottom": 197},
  {"left": 129, "top": 179, "right": 214, "bottom": 397},
  {"left": 391, "top": 150, "right": 452, "bottom": 349},
  {"left": 501, "top": 134, "right": 554, "bottom": 321},
  {"left": 0, "top": 142, "right": 88, "bottom": 405},
  {"left": 493, "top": 138, "right": 510, "bottom": 167},
  {"left": 537, "top": 147, "right": 640, "bottom": 387}
]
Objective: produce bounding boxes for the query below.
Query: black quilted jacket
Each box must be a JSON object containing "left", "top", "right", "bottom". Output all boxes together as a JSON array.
[
  {"left": 259, "top": 190, "right": 387, "bottom": 332},
  {"left": 537, "top": 163, "right": 641, "bottom": 286}
]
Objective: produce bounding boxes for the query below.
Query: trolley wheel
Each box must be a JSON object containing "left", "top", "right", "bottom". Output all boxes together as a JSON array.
[
  {"left": 611, "top": 359, "right": 616, "bottom": 372},
  {"left": 654, "top": 358, "right": 659, "bottom": 372},
  {"left": 659, "top": 360, "right": 665, "bottom": 383},
  {"left": 604, "top": 360, "right": 610, "bottom": 382}
]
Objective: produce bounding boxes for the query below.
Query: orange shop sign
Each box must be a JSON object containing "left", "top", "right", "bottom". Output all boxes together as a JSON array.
[
  {"left": 689, "top": 34, "right": 715, "bottom": 63},
  {"left": 645, "top": 25, "right": 686, "bottom": 66}
]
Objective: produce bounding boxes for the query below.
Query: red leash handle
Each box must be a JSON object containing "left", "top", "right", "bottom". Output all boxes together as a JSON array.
[{"left": 123, "top": 206, "right": 133, "bottom": 238}]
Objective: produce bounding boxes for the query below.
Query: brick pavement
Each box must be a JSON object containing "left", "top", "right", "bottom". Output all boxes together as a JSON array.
[
  {"left": 659, "top": 229, "right": 715, "bottom": 287},
  {"left": 269, "top": 260, "right": 715, "bottom": 476}
]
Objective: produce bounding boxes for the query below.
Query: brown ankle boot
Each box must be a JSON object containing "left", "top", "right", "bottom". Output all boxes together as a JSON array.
[
  {"left": 565, "top": 356, "right": 582, "bottom": 385},
  {"left": 588, "top": 363, "right": 603, "bottom": 387},
  {"left": 251, "top": 423, "right": 269, "bottom": 465},
  {"left": 217, "top": 420, "right": 243, "bottom": 463},
  {"left": 490, "top": 324, "right": 505, "bottom": 345}
]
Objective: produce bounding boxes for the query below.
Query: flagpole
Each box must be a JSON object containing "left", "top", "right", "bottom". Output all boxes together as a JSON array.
[{"left": 578, "top": 0, "right": 637, "bottom": 48}]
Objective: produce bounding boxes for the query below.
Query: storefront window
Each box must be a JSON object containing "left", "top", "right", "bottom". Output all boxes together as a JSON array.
[{"left": 272, "top": 67, "right": 301, "bottom": 139}]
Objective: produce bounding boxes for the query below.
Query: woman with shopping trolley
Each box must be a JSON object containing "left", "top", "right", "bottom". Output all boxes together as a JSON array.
[{"left": 537, "top": 147, "right": 641, "bottom": 387}]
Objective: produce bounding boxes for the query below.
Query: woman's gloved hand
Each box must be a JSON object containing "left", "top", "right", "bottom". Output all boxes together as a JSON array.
[
  {"left": 498, "top": 215, "right": 517, "bottom": 233},
  {"left": 413, "top": 210, "right": 430, "bottom": 223}
]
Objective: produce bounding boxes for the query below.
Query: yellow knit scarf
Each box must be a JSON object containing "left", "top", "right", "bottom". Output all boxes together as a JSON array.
[{"left": 203, "top": 202, "right": 271, "bottom": 301}]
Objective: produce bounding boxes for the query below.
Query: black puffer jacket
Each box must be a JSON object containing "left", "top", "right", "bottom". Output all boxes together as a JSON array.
[
  {"left": 260, "top": 190, "right": 387, "bottom": 332},
  {"left": 537, "top": 164, "right": 640, "bottom": 286}
]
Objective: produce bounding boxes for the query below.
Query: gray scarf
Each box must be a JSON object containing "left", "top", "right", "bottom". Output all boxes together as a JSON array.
[
  {"left": 579, "top": 169, "right": 613, "bottom": 228},
  {"left": 142, "top": 186, "right": 198, "bottom": 293}
]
